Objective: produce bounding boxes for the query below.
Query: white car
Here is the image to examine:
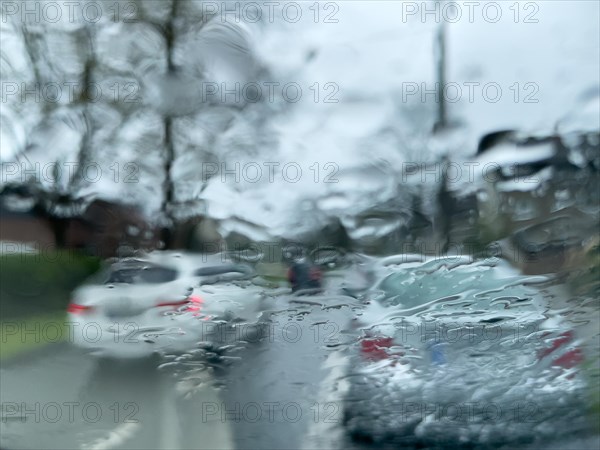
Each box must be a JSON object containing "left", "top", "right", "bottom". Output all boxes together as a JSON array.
[
  {"left": 343, "top": 255, "right": 587, "bottom": 447},
  {"left": 66, "top": 251, "right": 268, "bottom": 358}
]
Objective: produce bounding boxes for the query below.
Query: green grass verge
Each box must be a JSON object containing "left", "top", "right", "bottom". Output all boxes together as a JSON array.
[
  {"left": 0, "top": 312, "right": 68, "bottom": 360},
  {"left": 0, "top": 250, "right": 101, "bottom": 318},
  {"left": 0, "top": 250, "right": 100, "bottom": 360}
]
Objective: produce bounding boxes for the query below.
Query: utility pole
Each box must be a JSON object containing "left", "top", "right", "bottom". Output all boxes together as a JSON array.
[{"left": 433, "top": 1, "right": 448, "bottom": 133}]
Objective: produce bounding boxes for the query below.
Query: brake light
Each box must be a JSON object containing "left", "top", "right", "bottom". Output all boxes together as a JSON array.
[
  {"left": 537, "top": 330, "right": 584, "bottom": 369},
  {"left": 67, "top": 303, "right": 95, "bottom": 314},
  {"left": 156, "top": 295, "right": 204, "bottom": 311},
  {"left": 185, "top": 295, "right": 204, "bottom": 312},
  {"left": 156, "top": 299, "right": 190, "bottom": 308},
  {"left": 553, "top": 348, "right": 584, "bottom": 369},
  {"left": 361, "top": 336, "right": 394, "bottom": 361}
]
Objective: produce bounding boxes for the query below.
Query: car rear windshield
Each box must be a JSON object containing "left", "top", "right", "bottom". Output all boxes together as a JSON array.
[
  {"left": 193, "top": 264, "right": 250, "bottom": 277},
  {"left": 105, "top": 264, "right": 178, "bottom": 284}
]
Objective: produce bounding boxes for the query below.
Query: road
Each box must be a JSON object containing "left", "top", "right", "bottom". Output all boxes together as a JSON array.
[
  {"left": 0, "top": 293, "right": 359, "bottom": 450},
  {"left": 1, "top": 268, "right": 598, "bottom": 450}
]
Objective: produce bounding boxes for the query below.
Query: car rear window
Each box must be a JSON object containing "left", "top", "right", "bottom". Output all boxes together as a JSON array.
[
  {"left": 105, "top": 264, "right": 178, "bottom": 284},
  {"left": 193, "top": 264, "right": 250, "bottom": 277}
]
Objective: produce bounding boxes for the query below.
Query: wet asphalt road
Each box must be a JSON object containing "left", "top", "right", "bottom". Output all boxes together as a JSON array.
[
  {"left": 3, "top": 337, "right": 598, "bottom": 450},
  {"left": 1, "top": 273, "right": 599, "bottom": 450},
  {"left": 0, "top": 294, "right": 357, "bottom": 450}
]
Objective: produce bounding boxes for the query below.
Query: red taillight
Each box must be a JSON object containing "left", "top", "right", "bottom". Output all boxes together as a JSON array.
[
  {"left": 67, "top": 303, "right": 94, "bottom": 314},
  {"left": 156, "top": 295, "right": 204, "bottom": 311},
  {"left": 188, "top": 295, "right": 204, "bottom": 304},
  {"left": 553, "top": 348, "right": 584, "bottom": 369},
  {"left": 538, "top": 330, "right": 574, "bottom": 359},
  {"left": 361, "top": 336, "right": 394, "bottom": 361},
  {"left": 156, "top": 299, "right": 190, "bottom": 308},
  {"left": 537, "top": 330, "right": 584, "bottom": 369},
  {"left": 186, "top": 295, "right": 204, "bottom": 312}
]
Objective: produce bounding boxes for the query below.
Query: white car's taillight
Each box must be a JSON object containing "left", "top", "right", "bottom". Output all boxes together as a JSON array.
[
  {"left": 67, "top": 303, "right": 95, "bottom": 314},
  {"left": 156, "top": 295, "right": 204, "bottom": 311}
]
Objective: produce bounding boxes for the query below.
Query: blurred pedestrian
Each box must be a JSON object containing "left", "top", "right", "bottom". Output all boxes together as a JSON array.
[{"left": 287, "top": 257, "right": 323, "bottom": 293}]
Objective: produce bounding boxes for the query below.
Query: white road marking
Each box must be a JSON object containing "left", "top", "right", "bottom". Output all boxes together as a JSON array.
[
  {"left": 302, "top": 350, "right": 351, "bottom": 450},
  {"left": 81, "top": 422, "right": 141, "bottom": 450}
]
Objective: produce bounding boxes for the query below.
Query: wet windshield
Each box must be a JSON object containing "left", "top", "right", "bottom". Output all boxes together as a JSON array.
[{"left": 1, "top": 2, "right": 599, "bottom": 450}]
